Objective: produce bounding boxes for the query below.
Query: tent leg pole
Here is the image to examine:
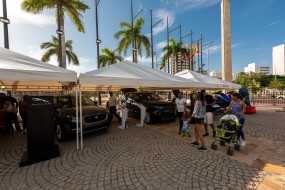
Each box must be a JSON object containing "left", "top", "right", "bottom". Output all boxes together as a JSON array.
[
  {"left": 76, "top": 88, "right": 79, "bottom": 150},
  {"left": 79, "top": 87, "right": 83, "bottom": 150}
]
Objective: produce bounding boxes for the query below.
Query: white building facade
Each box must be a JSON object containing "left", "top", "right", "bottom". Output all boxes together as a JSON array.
[
  {"left": 244, "top": 62, "right": 270, "bottom": 75},
  {"left": 272, "top": 44, "right": 285, "bottom": 76},
  {"left": 209, "top": 70, "right": 222, "bottom": 79}
]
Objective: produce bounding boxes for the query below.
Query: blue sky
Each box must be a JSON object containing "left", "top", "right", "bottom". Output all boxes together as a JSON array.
[{"left": 1, "top": 0, "right": 285, "bottom": 74}]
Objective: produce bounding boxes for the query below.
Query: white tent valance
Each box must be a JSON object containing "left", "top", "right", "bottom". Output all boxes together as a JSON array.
[
  {"left": 0, "top": 47, "right": 77, "bottom": 91},
  {"left": 175, "top": 69, "right": 241, "bottom": 89},
  {"left": 79, "top": 60, "right": 200, "bottom": 91}
]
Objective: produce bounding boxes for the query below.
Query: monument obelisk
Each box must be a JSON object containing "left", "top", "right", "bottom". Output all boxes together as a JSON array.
[{"left": 221, "top": 0, "right": 232, "bottom": 81}]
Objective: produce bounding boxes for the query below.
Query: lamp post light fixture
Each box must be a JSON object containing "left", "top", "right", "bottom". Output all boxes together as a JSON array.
[
  {"left": 56, "top": 29, "right": 64, "bottom": 35},
  {"left": 150, "top": 9, "right": 163, "bottom": 69},
  {"left": 0, "top": 17, "right": 9, "bottom": 24},
  {"left": 1, "top": 0, "right": 10, "bottom": 49}
]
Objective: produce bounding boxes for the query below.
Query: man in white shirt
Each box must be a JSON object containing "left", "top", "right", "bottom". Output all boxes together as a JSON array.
[
  {"left": 175, "top": 92, "right": 186, "bottom": 134},
  {"left": 108, "top": 92, "right": 121, "bottom": 122}
]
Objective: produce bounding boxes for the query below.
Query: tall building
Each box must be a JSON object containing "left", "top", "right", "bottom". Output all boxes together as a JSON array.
[
  {"left": 210, "top": 70, "right": 222, "bottom": 79},
  {"left": 168, "top": 48, "right": 196, "bottom": 74},
  {"left": 221, "top": 0, "right": 232, "bottom": 82},
  {"left": 272, "top": 44, "right": 285, "bottom": 76},
  {"left": 244, "top": 62, "right": 270, "bottom": 75},
  {"left": 232, "top": 72, "right": 240, "bottom": 81}
]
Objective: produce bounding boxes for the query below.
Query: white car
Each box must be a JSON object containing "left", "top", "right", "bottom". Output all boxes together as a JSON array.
[{"left": 277, "top": 95, "right": 285, "bottom": 99}]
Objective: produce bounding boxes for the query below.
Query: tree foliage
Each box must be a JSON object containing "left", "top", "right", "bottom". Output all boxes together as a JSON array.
[{"left": 234, "top": 72, "right": 285, "bottom": 91}]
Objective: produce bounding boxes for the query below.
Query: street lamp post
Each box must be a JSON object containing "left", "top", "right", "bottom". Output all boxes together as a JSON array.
[
  {"left": 150, "top": 9, "right": 163, "bottom": 69},
  {"left": 131, "top": 0, "right": 143, "bottom": 63},
  {"left": 1, "top": 0, "right": 10, "bottom": 49},
  {"left": 57, "top": 0, "right": 63, "bottom": 67},
  {"left": 95, "top": 0, "right": 101, "bottom": 68},
  {"left": 182, "top": 29, "right": 194, "bottom": 71},
  {"left": 167, "top": 19, "right": 181, "bottom": 74},
  {"left": 204, "top": 42, "right": 214, "bottom": 75}
]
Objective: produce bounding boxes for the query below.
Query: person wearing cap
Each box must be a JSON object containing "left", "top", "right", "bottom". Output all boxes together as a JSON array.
[{"left": 201, "top": 89, "right": 216, "bottom": 137}]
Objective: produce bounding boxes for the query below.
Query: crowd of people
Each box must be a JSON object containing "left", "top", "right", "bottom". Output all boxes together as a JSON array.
[
  {"left": 0, "top": 93, "right": 28, "bottom": 135},
  {"left": 174, "top": 89, "right": 247, "bottom": 152}
]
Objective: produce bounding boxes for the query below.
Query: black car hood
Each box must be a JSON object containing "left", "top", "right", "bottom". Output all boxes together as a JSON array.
[
  {"left": 58, "top": 106, "right": 106, "bottom": 117},
  {"left": 139, "top": 100, "right": 175, "bottom": 107}
]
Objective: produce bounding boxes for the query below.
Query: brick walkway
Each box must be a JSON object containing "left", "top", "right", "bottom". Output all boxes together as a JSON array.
[{"left": 0, "top": 118, "right": 265, "bottom": 190}]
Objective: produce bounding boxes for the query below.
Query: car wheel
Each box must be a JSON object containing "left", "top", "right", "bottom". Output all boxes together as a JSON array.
[
  {"left": 144, "top": 112, "right": 153, "bottom": 124},
  {"left": 56, "top": 123, "right": 66, "bottom": 142},
  {"left": 278, "top": 97, "right": 284, "bottom": 100}
]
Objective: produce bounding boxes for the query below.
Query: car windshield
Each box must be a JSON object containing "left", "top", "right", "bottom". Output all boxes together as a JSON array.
[
  {"left": 58, "top": 96, "right": 94, "bottom": 107},
  {"left": 137, "top": 93, "right": 161, "bottom": 101}
]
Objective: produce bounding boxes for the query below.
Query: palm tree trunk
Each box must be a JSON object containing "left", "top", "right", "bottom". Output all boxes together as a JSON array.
[{"left": 60, "top": 17, "right": 67, "bottom": 68}]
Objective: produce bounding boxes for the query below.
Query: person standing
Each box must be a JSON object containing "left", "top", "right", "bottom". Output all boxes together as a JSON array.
[
  {"left": 191, "top": 92, "right": 207, "bottom": 151},
  {"left": 225, "top": 92, "right": 246, "bottom": 146},
  {"left": 108, "top": 92, "right": 121, "bottom": 122},
  {"left": 19, "top": 95, "right": 28, "bottom": 132},
  {"left": 175, "top": 92, "right": 186, "bottom": 134},
  {"left": 201, "top": 90, "right": 216, "bottom": 137}
]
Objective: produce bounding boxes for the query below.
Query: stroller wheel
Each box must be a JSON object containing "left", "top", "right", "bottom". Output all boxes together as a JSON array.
[
  {"left": 227, "top": 148, "right": 234, "bottom": 156},
  {"left": 234, "top": 144, "right": 240, "bottom": 150},
  {"left": 211, "top": 143, "right": 217, "bottom": 150},
  {"left": 220, "top": 141, "right": 225, "bottom": 146}
]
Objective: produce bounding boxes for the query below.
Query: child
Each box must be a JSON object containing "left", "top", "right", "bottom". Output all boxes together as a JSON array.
[{"left": 181, "top": 114, "right": 191, "bottom": 138}]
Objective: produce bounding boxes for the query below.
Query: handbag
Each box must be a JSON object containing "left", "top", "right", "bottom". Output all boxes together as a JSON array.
[{"left": 189, "top": 117, "right": 195, "bottom": 124}]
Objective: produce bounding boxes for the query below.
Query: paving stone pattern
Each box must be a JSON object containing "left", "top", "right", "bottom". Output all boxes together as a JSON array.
[
  {"left": 243, "top": 109, "right": 285, "bottom": 141},
  {"left": 0, "top": 122, "right": 264, "bottom": 190}
]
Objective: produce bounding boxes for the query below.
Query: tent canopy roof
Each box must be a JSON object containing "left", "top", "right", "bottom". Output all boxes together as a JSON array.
[
  {"left": 175, "top": 69, "right": 241, "bottom": 89},
  {"left": 79, "top": 60, "right": 201, "bottom": 91},
  {"left": 0, "top": 47, "right": 77, "bottom": 91}
]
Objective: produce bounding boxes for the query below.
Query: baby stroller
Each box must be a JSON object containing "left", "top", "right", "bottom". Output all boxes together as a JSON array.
[{"left": 210, "top": 115, "right": 241, "bottom": 156}]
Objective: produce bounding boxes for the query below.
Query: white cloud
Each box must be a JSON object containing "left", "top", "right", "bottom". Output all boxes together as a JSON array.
[
  {"left": 209, "top": 44, "right": 221, "bottom": 55},
  {"left": 264, "top": 21, "right": 280, "bottom": 28},
  {"left": 232, "top": 42, "right": 246, "bottom": 49},
  {"left": 6, "top": 0, "right": 55, "bottom": 28},
  {"left": 152, "top": 9, "right": 175, "bottom": 35},
  {"left": 68, "top": 58, "right": 96, "bottom": 74},
  {"left": 156, "top": 41, "right": 167, "bottom": 50},
  {"left": 171, "top": 0, "right": 220, "bottom": 12}
]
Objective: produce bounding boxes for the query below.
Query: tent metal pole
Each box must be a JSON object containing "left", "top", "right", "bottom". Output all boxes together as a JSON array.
[
  {"left": 76, "top": 87, "right": 79, "bottom": 150},
  {"left": 79, "top": 86, "right": 83, "bottom": 150}
]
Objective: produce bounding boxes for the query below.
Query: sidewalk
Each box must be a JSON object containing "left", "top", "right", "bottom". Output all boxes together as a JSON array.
[{"left": 151, "top": 106, "right": 285, "bottom": 190}]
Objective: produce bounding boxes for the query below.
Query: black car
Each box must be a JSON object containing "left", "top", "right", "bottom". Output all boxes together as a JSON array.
[
  {"left": 125, "top": 92, "right": 177, "bottom": 124},
  {"left": 54, "top": 95, "right": 111, "bottom": 141}
]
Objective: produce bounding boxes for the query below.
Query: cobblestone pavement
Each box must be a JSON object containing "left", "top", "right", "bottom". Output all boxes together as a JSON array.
[
  {"left": 244, "top": 106, "right": 285, "bottom": 141},
  {"left": 0, "top": 118, "right": 265, "bottom": 190}
]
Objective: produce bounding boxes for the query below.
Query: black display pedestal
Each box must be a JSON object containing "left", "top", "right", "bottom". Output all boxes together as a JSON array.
[{"left": 19, "top": 96, "right": 60, "bottom": 167}]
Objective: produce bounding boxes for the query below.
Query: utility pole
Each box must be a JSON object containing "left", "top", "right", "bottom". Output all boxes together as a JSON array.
[
  {"left": 131, "top": 0, "right": 143, "bottom": 63},
  {"left": 200, "top": 33, "right": 203, "bottom": 74},
  {"left": 182, "top": 29, "right": 194, "bottom": 71},
  {"left": 167, "top": 23, "right": 181, "bottom": 74},
  {"left": 56, "top": 0, "right": 63, "bottom": 67},
  {"left": 1, "top": 0, "right": 9, "bottom": 49},
  {"left": 150, "top": 9, "right": 163, "bottom": 69},
  {"left": 204, "top": 42, "right": 214, "bottom": 74}
]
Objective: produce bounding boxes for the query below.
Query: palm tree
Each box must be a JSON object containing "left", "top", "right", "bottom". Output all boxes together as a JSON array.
[
  {"left": 41, "top": 35, "right": 79, "bottom": 66},
  {"left": 99, "top": 48, "right": 123, "bottom": 68},
  {"left": 21, "top": 0, "right": 89, "bottom": 68},
  {"left": 161, "top": 38, "right": 187, "bottom": 73},
  {"left": 114, "top": 17, "right": 150, "bottom": 63}
]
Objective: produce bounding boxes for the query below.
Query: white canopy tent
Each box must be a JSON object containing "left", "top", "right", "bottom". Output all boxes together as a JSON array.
[
  {"left": 0, "top": 47, "right": 77, "bottom": 91},
  {"left": 175, "top": 69, "right": 241, "bottom": 89},
  {"left": 79, "top": 60, "right": 201, "bottom": 91}
]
